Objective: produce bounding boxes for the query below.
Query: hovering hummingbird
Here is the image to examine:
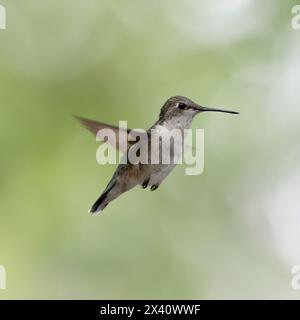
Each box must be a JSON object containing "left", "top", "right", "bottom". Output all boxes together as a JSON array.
[{"left": 77, "top": 96, "right": 239, "bottom": 215}]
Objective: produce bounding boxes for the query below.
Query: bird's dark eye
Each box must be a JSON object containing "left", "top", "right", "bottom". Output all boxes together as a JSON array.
[{"left": 178, "top": 102, "right": 186, "bottom": 110}]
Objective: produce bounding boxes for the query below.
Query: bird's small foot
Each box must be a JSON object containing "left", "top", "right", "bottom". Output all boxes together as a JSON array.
[
  {"left": 151, "top": 185, "right": 159, "bottom": 191},
  {"left": 142, "top": 178, "right": 150, "bottom": 189}
]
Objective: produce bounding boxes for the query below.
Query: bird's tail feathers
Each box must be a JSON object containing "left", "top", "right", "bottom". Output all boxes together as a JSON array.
[{"left": 89, "top": 180, "right": 117, "bottom": 215}]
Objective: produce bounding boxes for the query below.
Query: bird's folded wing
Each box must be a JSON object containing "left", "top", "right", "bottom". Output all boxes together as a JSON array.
[{"left": 75, "top": 116, "right": 138, "bottom": 153}]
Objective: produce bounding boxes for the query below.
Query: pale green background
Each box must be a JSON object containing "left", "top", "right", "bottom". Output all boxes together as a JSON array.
[{"left": 0, "top": 0, "right": 300, "bottom": 299}]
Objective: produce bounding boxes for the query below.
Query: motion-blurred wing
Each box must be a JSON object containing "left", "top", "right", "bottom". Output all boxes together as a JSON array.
[{"left": 75, "top": 116, "right": 138, "bottom": 153}]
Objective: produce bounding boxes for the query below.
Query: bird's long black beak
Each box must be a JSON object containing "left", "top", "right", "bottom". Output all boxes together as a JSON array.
[{"left": 195, "top": 105, "right": 239, "bottom": 114}]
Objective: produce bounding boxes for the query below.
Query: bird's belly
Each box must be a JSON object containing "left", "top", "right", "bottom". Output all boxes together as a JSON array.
[{"left": 149, "top": 164, "right": 176, "bottom": 185}]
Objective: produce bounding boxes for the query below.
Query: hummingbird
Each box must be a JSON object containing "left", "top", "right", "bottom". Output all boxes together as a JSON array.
[{"left": 77, "top": 96, "right": 239, "bottom": 215}]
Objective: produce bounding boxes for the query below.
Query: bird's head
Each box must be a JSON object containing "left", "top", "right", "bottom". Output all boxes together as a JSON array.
[{"left": 159, "top": 96, "right": 239, "bottom": 122}]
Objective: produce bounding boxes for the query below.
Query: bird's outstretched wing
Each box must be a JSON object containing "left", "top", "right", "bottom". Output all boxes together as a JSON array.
[{"left": 75, "top": 116, "right": 138, "bottom": 153}]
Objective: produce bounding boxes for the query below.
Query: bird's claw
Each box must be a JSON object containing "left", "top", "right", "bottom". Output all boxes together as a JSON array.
[
  {"left": 142, "top": 178, "right": 150, "bottom": 189},
  {"left": 151, "top": 185, "right": 159, "bottom": 191}
]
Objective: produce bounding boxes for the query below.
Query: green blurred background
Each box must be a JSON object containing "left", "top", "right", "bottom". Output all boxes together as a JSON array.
[{"left": 0, "top": 0, "right": 300, "bottom": 299}]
